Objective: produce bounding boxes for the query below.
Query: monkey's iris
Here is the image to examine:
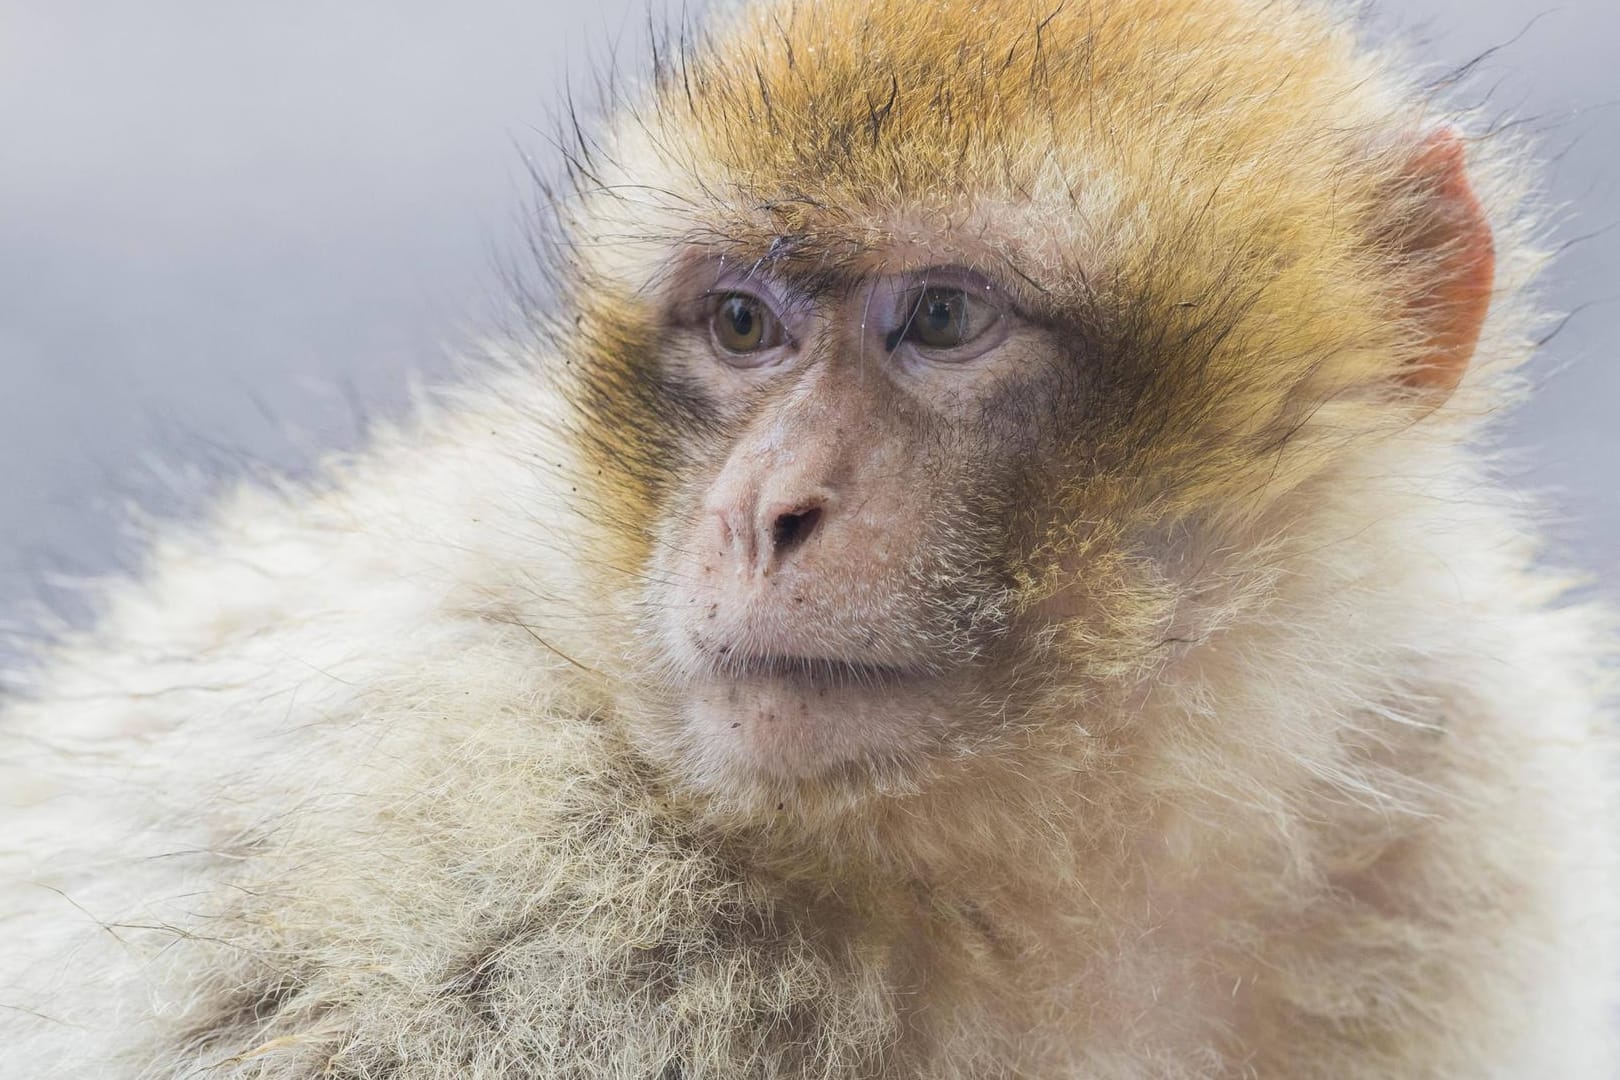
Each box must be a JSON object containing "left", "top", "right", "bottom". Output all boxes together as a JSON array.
[
  {"left": 893, "top": 285, "right": 996, "bottom": 352},
  {"left": 711, "top": 293, "right": 781, "bottom": 354},
  {"left": 914, "top": 289, "right": 968, "bottom": 348}
]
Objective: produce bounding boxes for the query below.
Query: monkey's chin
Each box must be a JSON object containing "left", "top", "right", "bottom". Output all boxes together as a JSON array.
[{"left": 675, "top": 665, "right": 948, "bottom": 787}]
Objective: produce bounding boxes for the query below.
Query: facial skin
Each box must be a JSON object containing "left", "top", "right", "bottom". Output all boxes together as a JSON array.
[{"left": 640, "top": 255, "right": 1086, "bottom": 783}]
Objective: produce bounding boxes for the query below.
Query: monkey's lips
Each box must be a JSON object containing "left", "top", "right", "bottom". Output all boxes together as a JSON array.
[
  {"left": 701, "top": 650, "right": 926, "bottom": 688},
  {"left": 673, "top": 646, "right": 955, "bottom": 782}
]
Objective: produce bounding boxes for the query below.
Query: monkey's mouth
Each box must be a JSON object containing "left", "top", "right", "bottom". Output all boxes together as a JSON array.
[
  {"left": 703, "top": 650, "right": 924, "bottom": 689},
  {"left": 674, "top": 644, "right": 965, "bottom": 782}
]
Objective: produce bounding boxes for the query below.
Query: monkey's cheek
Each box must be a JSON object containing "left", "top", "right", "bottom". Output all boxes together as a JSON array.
[{"left": 677, "top": 675, "right": 940, "bottom": 782}]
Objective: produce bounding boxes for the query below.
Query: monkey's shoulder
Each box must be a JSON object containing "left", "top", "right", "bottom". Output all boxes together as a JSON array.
[{"left": 151, "top": 695, "right": 900, "bottom": 1079}]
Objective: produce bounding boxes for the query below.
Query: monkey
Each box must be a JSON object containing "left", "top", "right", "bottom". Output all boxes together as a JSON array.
[{"left": 1, "top": 0, "right": 1616, "bottom": 1076}]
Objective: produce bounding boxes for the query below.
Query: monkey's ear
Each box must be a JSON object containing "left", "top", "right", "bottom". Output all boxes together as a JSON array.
[{"left": 1393, "top": 128, "right": 1496, "bottom": 397}]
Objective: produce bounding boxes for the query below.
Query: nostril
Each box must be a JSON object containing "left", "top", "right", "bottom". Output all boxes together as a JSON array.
[{"left": 770, "top": 506, "right": 823, "bottom": 559}]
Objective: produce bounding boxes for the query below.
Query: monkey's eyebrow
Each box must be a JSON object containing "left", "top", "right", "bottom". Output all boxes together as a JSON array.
[
  {"left": 661, "top": 232, "right": 1056, "bottom": 319},
  {"left": 855, "top": 249, "right": 1052, "bottom": 314},
  {"left": 763, "top": 233, "right": 809, "bottom": 260},
  {"left": 996, "top": 252, "right": 1053, "bottom": 297}
]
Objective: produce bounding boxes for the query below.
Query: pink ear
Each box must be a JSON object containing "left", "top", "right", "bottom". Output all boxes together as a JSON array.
[{"left": 1399, "top": 129, "right": 1496, "bottom": 396}]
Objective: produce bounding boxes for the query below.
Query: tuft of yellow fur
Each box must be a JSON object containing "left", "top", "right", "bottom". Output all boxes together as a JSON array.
[{"left": 2, "top": 1, "right": 1615, "bottom": 1077}]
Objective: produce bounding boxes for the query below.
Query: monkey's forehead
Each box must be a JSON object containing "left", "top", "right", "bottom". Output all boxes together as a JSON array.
[{"left": 571, "top": 0, "right": 1432, "bottom": 302}]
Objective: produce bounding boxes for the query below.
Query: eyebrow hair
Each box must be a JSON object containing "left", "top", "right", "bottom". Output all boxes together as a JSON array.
[{"left": 664, "top": 218, "right": 1073, "bottom": 324}]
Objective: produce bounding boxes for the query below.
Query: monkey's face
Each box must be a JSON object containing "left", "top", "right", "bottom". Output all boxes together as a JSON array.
[
  {"left": 635, "top": 258, "right": 1091, "bottom": 785},
  {"left": 555, "top": 0, "right": 1498, "bottom": 798}
]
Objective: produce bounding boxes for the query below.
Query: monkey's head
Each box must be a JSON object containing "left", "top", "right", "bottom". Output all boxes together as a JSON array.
[{"left": 545, "top": 0, "right": 1505, "bottom": 803}]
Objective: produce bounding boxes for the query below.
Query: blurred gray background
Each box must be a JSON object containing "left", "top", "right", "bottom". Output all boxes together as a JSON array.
[{"left": 1, "top": 1, "right": 1617, "bottom": 643}]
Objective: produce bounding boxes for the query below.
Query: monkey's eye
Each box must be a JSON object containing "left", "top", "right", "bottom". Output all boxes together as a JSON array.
[
  {"left": 889, "top": 284, "right": 1000, "bottom": 354},
  {"left": 708, "top": 292, "right": 785, "bottom": 359}
]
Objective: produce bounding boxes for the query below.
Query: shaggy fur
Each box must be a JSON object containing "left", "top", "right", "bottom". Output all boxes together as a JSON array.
[{"left": 3, "top": 0, "right": 1616, "bottom": 1076}]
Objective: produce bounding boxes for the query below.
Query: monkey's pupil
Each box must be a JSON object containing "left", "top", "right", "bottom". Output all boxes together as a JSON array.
[
  {"left": 715, "top": 295, "right": 766, "bottom": 352},
  {"left": 910, "top": 288, "right": 968, "bottom": 347},
  {"left": 727, "top": 300, "right": 754, "bottom": 337}
]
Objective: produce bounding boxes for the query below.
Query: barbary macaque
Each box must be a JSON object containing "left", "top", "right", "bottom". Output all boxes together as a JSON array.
[{"left": 3, "top": 0, "right": 1616, "bottom": 1076}]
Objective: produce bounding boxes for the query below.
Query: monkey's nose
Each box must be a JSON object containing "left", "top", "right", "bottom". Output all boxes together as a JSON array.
[
  {"left": 710, "top": 494, "right": 830, "bottom": 578},
  {"left": 766, "top": 502, "right": 824, "bottom": 564}
]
